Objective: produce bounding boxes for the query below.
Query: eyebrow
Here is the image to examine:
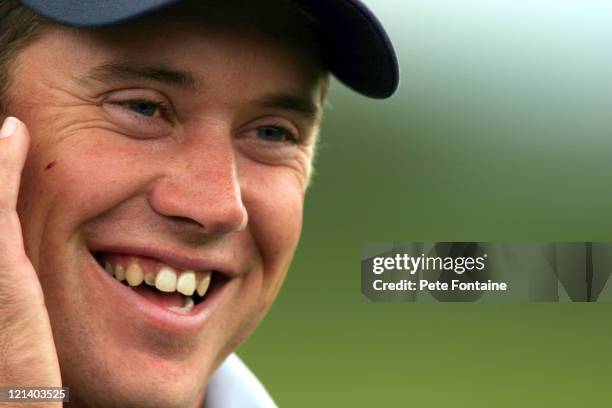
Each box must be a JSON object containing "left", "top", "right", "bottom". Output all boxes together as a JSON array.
[
  {"left": 83, "top": 61, "right": 201, "bottom": 90},
  {"left": 254, "top": 93, "right": 321, "bottom": 120},
  {"left": 82, "top": 61, "right": 321, "bottom": 119}
]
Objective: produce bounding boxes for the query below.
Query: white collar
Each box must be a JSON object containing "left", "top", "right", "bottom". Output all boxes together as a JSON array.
[{"left": 205, "top": 353, "right": 278, "bottom": 408}]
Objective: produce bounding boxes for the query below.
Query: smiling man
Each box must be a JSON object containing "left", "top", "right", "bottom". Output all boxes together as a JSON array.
[{"left": 0, "top": 0, "right": 398, "bottom": 407}]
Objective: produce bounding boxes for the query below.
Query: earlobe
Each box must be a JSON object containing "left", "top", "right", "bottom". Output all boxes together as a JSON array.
[{"left": 319, "top": 74, "right": 331, "bottom": 104}]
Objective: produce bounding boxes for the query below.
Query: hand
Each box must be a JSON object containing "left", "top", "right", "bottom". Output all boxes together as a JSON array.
[{"left": 0, "top": 117, "right": 62, "bottom": 406}]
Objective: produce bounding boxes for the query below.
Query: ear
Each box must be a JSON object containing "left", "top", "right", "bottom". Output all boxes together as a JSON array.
[{"left": 319, "top": 73, "right": 331, "bottom": 104}]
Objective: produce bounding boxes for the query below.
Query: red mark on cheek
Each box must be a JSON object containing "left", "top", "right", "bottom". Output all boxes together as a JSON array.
[{"left": 44, "top": 160, "right": 57, "bottom": 171}]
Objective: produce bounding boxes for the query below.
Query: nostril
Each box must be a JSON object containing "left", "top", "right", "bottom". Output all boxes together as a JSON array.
[{"left": 168, "top": 215, "right": 205, "bottom": 229}]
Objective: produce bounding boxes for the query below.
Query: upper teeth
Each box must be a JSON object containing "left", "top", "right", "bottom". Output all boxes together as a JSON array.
[
  {"left": 126, "top": 262, "right": 144, "bottom": 286},
  {"left": 156, "top": 266, "right": 178, "bottom": 292},
  {"left": 103, "top": 258, "right": 213, "bottom": 301},
  {"left": 176, "top": 271, "right": 196, "bottom": 296},
  {"left": 115, "top": 264, "right": 126, "bottom": 281}
]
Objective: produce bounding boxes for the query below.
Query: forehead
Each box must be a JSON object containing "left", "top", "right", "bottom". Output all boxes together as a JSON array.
[{"left": 80, "top": 21, "right": 321, "bottom": 89}]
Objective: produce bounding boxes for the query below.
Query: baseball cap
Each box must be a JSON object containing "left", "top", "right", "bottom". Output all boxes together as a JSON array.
[{"left": 19, "top": 0, "right": 399, "bottom": 99}]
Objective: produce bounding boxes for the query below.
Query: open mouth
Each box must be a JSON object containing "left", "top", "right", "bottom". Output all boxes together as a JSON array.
[{"left": 92, "top": 251, "right": 227, "bottom": 314}]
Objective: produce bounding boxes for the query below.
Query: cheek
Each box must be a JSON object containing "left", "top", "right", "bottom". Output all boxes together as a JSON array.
[
  {"left": 18, "top": 129, "right": 150, "bottom": 253},
  {"left": 241, "top": 162, "right": 305, "bottom": 280},
  {"left": 230, "top": 169, "right": 304, "bottom": 335}
]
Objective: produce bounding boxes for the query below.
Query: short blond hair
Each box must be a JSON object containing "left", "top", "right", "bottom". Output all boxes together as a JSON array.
[{"left": 0, "top": 1, "right": 50, "bottom": 112}]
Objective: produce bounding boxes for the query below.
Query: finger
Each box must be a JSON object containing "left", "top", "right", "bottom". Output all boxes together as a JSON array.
[
  {"left": 0, "top": 117, "right": 31, "bottom": 267},
  {"left": 0, "top": 116, "right": 30, "bottom": 212}
]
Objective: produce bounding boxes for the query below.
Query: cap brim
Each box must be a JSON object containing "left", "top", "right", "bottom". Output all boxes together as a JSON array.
[
  {"left": 21, "top": 0, "right": 399, "bottom": 98},
  {"left": 304, "top": 0, "right": 399, "bottom": 98}
]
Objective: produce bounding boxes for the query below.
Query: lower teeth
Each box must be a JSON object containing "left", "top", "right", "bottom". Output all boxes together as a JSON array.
[{"left": 167, "top": 295, "right": 195, "bottom": 314}]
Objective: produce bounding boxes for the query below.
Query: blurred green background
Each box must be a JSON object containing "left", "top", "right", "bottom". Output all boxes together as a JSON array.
[{"left": 239, "top": 1, "right": 612, "bottom": 406}]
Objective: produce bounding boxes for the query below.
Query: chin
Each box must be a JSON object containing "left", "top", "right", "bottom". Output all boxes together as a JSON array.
[{"left": 64, "top": 360, "right": 205, "bottom": 408}]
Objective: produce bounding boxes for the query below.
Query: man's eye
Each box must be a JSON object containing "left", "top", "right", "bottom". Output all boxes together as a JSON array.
[
  {"left": 126, "top": 100, "right": 160, "bottom": 117},
  {"left": 256, "top": 126, "right": 297, "bottom": 143}
]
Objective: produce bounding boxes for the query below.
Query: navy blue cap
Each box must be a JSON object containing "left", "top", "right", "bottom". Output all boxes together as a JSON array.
[{"left": 19, "top": 0, "right": 399, "bottom": 98}]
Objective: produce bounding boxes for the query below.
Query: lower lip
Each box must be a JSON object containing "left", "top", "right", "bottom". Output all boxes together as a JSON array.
[{"left": 85, "top": 251, "right": 224, "bottom": 335}]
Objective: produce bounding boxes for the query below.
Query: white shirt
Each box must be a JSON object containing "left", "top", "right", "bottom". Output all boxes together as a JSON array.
[{"left": 205, "top": 354, "right": 278, "bottom": 408}]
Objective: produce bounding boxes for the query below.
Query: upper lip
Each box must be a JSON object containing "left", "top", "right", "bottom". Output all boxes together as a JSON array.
[{"left": 89, "top": 243, "right": 239, "bottom": 278}]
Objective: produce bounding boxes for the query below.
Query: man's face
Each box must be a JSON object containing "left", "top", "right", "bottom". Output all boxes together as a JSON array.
[{"left": 8, "top": 8, "right": 324, "bottom": 407}]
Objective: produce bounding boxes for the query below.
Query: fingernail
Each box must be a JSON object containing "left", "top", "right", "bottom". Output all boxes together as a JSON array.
[{"left": 0, "top": 117, "right": 18, "bottom": 139}]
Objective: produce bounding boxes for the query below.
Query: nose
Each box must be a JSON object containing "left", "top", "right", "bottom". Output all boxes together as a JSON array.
[{"left": 148, "top": 129, "right": 248, "bottom": 237}]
